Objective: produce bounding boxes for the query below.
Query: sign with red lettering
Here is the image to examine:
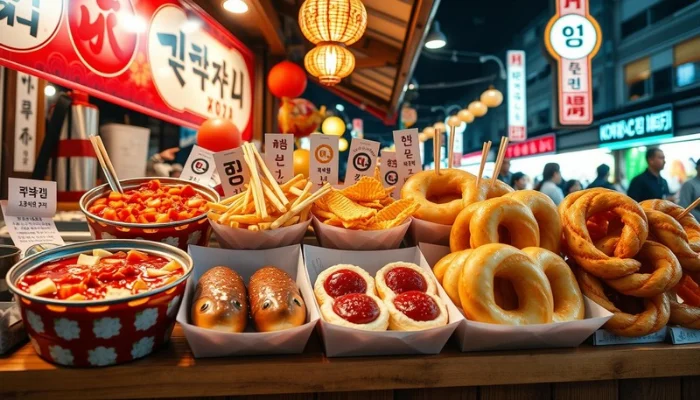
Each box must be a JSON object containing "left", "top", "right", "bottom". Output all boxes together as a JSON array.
[
  {"left": 507, "top": 50, "right": 527, "bottom": 141},
  {"left": 544, "top": 0, "right": 601, "bottom": 127},
  {"left": 504, "top": 134, "right": 556, "bottom": 159},
  {"left": 0, "top": 0, "right": 254, "bottom": 139}
]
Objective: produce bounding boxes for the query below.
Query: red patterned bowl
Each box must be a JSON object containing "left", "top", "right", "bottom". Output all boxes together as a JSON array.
[
  {"left": 80, "top": 178, "right": 219, "bottom": 250},
  {"left": 6, "top": 240, "right": 192, "bottom": 367}
]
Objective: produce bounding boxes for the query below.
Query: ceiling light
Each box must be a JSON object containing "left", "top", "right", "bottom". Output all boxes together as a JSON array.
[
  {"left": 335, "top": 104, "right": 345, "bottom": 112},
  {"left": 44, "top": 85, "right": 56, "bottom": 97},
  {"left": 425, "top": 22, "right": 446, "bottom": 49},
  {"left": 223, "top": 0, "right": 248, "bottom": 14}
]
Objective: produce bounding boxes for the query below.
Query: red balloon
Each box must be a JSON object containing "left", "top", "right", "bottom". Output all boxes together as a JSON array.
[
  {"left": 268, "top": 61, "right": 307, "bottom": 99},
  {"left": 197, "top": 118, "right": 242, "bottom": 152}
]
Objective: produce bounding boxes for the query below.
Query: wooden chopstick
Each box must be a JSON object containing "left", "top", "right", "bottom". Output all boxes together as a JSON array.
[
  {"left": 90, "top": 135, "right": 123, "bottom": 193},
  {"left": 448, "top": 125, "right": 456, "bottom": 169},
  {"left": 491, "top": 137, "right": 509, "bottom": 189},
  {"left": 476, "top": 141, "right": 491, "bottom": 188},
  {"left": 678, "top": 197, "right": 700, "bottom": 220}
]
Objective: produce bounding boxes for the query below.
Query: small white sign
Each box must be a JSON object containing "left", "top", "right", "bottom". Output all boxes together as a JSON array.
[
  {"left": 213, "top": 147, "right": 249, "bottom": 197},
  {"left": 264, "top": 134, "right": 293, "bottom": 184},
  {"left": 7, "top": 178, "right": 57, "bottom": 218},
  {"left": 507, "top": 50, "right": 527, "bottom": 142},
  {"left": 393, "top": 129, "right": 422, "bottom": 189},
  {"left": 309, "top": 134, "right": 339, "bottom": 189},
  {"left": 380, "top": 151, "right": 399, "bottom": 199},
  {"left": 344, "top": 138, "right": 379, "bottom": 186},
  {"left": 181, "top": 145, "right": 218, "bottom": 186},
  {"left": 14, "top": 72, "right": 38, "bottom": 172}
]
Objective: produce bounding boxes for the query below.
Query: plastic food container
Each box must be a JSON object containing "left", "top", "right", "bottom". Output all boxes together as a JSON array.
[
  {"left": 80, "top": 178, "right": 219, "bottom": 250},
  {"left": 6, "top": 240, "right": 192, "bottom": 367}
]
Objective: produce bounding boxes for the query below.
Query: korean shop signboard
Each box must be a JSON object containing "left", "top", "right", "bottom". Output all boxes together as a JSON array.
[
  {"left": 598, "top": 104, "right": 674, "bottom": 148},
  {"left": 0, "top": 0, "right": 254, "bottom": 139}
]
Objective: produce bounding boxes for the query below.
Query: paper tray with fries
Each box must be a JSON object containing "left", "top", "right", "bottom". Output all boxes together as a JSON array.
[
  {"left": 177, "top": 245, "right": 319, "bottom": 357},
  {"left": 419, "top": 243, "right": 613, "bottom": 352},
  {"left": 303, "top": 245, "right": 463, "bottom": 357}
]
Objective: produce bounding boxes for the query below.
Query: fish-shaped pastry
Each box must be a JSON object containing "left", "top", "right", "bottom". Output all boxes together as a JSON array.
[
  {"left": 249, "top": 266, "right": 306, "bottom": 332},
  {"left": 191, "top": 267, "right": 248, "bottom": 332}
]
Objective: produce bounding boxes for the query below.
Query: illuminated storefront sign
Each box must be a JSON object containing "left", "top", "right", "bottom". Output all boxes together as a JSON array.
[
  {"left": 598, "top": 105, "right": 674, "bottom": 147},
  {"left": 507, "top": 50, "right": 527, "bottom": 141}
]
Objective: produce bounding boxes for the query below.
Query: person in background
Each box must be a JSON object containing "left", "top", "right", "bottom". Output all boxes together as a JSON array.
[
  {"left": 510, "top": 172, "right": 528, "bottom": 190},
  {"left": 497, "top": 158, "right": 512, "bottom": 186},
  {"left": 588, "top": 164, "right": 615, "bottom": 190},
  {"left": 679, "top": 159, "right": 700, "bottom": 221},
  {"left": 536, "top": 163, "right": 565, "bottom": 205},
  {"left": 627, "top": 148, "right": 671, "bottom": 202},
  {"left": 565, "top": 179, "right": 583, "bottom": 195},
  {"left": 147, "top": 147, "right": 181, "bottom": 177}
]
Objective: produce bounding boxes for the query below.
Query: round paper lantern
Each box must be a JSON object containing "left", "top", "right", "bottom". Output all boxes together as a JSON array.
[
  {"left": 339, "top": 137, "right": 349, "bottom": 152},
  {"left": 447, "top": 115, "right": 461, "bottom": 127},
  {"left": 322, "top": 116, "right": 346, "bottom": 136},
  {"left": 468, "top": 100, "right": 488, "bottom": 117},
  {"left": 267, "top": 61, "right": 307, "bottom": 99},
  {"left": 304, "top": 43, "right": 355, "bottom": 86},
  {"left": 458, "top": 109, "right": 475, "bottom": 124},
  {"left": 278, "top": 98, "right": 325, "bottom": 138},
  {"left": 418, "top": 132, "right": 428, "bottom": 143},
  {"left": 433, "top": 121, "right": 447, "bottom": 132},
  {"left": 423, "top": 126, "right": 436, "bottom": 139},
  {"left": 481, "top": 86, "right": 503, "bottom": 108},
  {"left": 298, "top": 0, "right": 368, "bottom": 46},
  {"left": 293, "top": 149, "right": 310, "bottom": 177},
  {"left": 197, "top": 118, "right": 241, "bottom": 152}
]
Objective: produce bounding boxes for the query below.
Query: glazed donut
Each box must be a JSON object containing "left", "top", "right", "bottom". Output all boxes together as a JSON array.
[
  {"left": 450, "top": 197, "right": 539, "bottom": 252},
  {"left": 643, "top": 209, "right": 700, "bottom": 271},
  {"left": 375, "top": 262, "right": 437, "bottom": 300},
  {"left": 504, "top": 191, "right": 561, "bottom": 254},
  {"left": 561, "top": 189, "right": 648, "bottom": 279},
  {"left": 401, "top": 169, "right": 476, "bottom": 225},
  {"left": 604, "top": 241, "right": 682, "bottom": 298},
  {"left": 669, "top": 292, "right": 700, "bottom": 329},
  {"left": 461, "top": 178, "right": 514, "bottom": 206},
  {"left": 314, "top": 265, "right": 376, "bottom": 306},
  {"left": 384, "top": 291, "right": 448, "bottom": 331},
  {"left": 437, "top": 249, "right": 473, "bottom": 305},
  {"left": 641, "top": 200, "right": 700, "bottom": 252},
  {"left": 522, "top": 247, "right": 584, "bottom": 322},
  {"left": 458, "top": 244, "right": 553, "bottom": 325},
  {"left": 433, "top": 251, "right": 459, "bottom": 284},
  {"left": 575, "top": 266, "right": 669, "bottom": 337}
]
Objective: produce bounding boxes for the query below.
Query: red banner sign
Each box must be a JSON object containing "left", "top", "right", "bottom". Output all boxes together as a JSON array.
[
  {"left": 0, "top": 0, "right": 255, "bottom": 139},
  {"left": 505, "top": 134, "right": 556, "bottom": 159}
]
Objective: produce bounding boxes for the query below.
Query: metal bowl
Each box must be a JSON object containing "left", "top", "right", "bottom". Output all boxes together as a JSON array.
[
  {"left": 6, "top": 239, "right": 193, "bottom": 367},
  {"left": 80, "top": 177, "right": 219, "bottom": 250}
]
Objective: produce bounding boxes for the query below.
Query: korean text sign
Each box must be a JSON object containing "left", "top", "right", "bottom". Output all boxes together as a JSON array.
[
  {"left": 264, "top": 134, "right": 293, "bottom": 184},
  {"left": 393, "top": 129, "right": 422, "bottom": 190},
  {"left": 507, "top": 50, "right": 527, "bottom": 142},
  {"left": 310, "top": 135, "right": 339, "bottom": 189},
  {"left": 598, "top": 104, "right": 674, "bottom": 146},
  {"left": 0, "top": 0, "right": 254, "bottom": 139},
  {"left": 344, "top": 138, "right": 380, "bottom": 186},
  {"left": 504, "top": 134, "right": 557, "bottom": 159}
]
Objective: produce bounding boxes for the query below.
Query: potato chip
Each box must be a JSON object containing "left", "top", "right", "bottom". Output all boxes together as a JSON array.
[
  {"left": 324, "top": 190, "right": 376, "bottom": 222},
  {"left": 374, "top": 198, "right": 420, "bottom": 226},
  {"left": 358, "top": 200, "right": 383, "bottom": 209},
  {"left": 341, "top": 176, "right": 387, "bottom": 202},
  {"left": 365, "top": 221, "right": 389, "bottom": 230},
  {"left": 323, "top": 216, "right": 344, "bottom": 227},
  {"left": 341, "top": 218, "right": 374, "bottom": 229},
  {"left": 312, "top": 206, "right": 336, "bottom": 221}
]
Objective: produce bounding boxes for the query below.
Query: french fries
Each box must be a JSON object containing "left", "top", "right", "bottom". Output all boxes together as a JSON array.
[{"left": 207, "top": 142, "right": 324, "bottom": 231}]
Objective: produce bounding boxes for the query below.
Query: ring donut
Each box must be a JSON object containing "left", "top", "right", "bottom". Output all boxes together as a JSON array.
[
  {"left": 401, "top": 169, "right": 476, "bottom": 225},
  {"left": 574, "top": 266, "right": 669, "bottom": 337},
  {"left": 561, "top": 189, "right": 648, "bottom": 279},
  {"left": 522, "top": 247, "right": 584, "bottom": 322},
  {"left": 505, "top": 191, "right": 561, "bottom": 254},
  {"left": 433, "top": 251, "right": 460, "bottom": 284},
  {"left": 436, "top": 249, "right": 472, "bottom": 305},
  {"left": 450, "top": 197, "right": 539, "bottom": 252},
  {"left": 604, "top": 241, "right": 682, "bottom": 298},
  {"left": 641, "top": 200, "right": 700, "bottom": 252},
  {"left": 642, "top": 208, "right": 700, "bottom": 271},
  {"left": 458, "top": 244, "right": 553, "bottom": 325},
  {"left": 462, "top": 178, "right": 514, "bottom": 206}
]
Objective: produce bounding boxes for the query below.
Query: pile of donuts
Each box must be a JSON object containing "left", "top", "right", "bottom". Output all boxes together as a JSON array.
[{"left": 314, "top": 263, "right": 448, "bottom": 331}]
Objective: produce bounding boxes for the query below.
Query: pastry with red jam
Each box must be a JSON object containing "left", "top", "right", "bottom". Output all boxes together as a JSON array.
[
  {"left": 375, "top": 262, "right": 437, "bottom": 300},
  {"left": 320, "top": 292, "right": 389, "bottom": 331},
  {"left": 314, "top": 264, "right": 376, "bottom": 306}
]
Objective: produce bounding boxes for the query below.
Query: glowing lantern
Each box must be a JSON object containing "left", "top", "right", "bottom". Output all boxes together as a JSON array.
[
  {"left": 447, "top": 115, "right": 461, "bottom": 127},
  {"left": 468, "top": 100, "right": 488, "bottom": 117},
  {"left": 480, "top": 86, "right": 504, "bottom": 108},
  {"left": 298, "top": 0, "right": 367, "bottom": 45},
  {"left": 458, "top": 109, "right": 475, "bottom": 123},
  {"left": 322, "top": 116, "right": 346, "bottom": 136},
  {"left": 339, "top": 137, "right": 349, "bottom": 152},
  {"left": 304, "top": 44, "right": 355, "bottom": 86}
]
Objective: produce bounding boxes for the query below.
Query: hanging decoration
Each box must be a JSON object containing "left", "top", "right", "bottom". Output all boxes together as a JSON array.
[
  {"left": 322, "top": 116, "right": 347, "bottom": 136},
  {"left": 433, "top": 121, "right": 447, "bottom": 132},
  {"left": 422, "top": 126, "right": 436, "bottom": 139},
  {"left": 278, "top": 98, "right": 326, "bottom": 138},
  {"left": 447, "top": 115, "right": 462, "bottom": 127},
  {"left": 267, "top": 61, "right": 308, "bottom": 99},
  {"left": 480, "top": 86, "right": 504, "bottom": 108},
  {"left": 197, "top": 118, "right": 242, "bottom": 152},
  {"left": 293, "top": 149, "right": 311, "bottom": 177},
  {"left": 468, "top": 100, "right": 488, "bottom": 117},
  {"left": 339, "top": 137, "right": 349, "bottom": 152},
  {"left": 458, "top": 109, "right": 475, "bottom": 123},
  {"left": 304, "top": 44, "right": 356, "bottom": 86}
]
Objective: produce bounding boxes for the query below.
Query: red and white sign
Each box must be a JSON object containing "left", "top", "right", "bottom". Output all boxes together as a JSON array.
[
  {"left": 507, "top": 50, "right": 527, "bottom": 142},
  {"left": 544, "top": 0, "right": 601, "bottom": 127},
  {"left": 0, "top": 0, "right": 254, "bottom": 139},
  {"left": 504, "top": 134, "right": 556, "bottom": 159}
]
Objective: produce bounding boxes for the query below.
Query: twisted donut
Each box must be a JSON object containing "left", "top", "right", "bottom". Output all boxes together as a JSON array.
[
  {"left": 522, "top": 247, "right": 584, "bottom": 322},
  {"left": 561, "top": 189, "right": 647, "bottom": 279},
  {"left": 458, "top": 244, "right": 553, "bottom": 325},
  {"left": 642, "top": 209, "right": 700, "bottom": 271},
  {"left": 450, "top": 197, "right": 539, "bottom": 252},
  {"left": 669, "top": 292, "right": 700, "bottom": 329},
  {"left": 505, "top": 190, "right": 561, "bottom": 253},
  {"left": 575, "top": 266, "right": 669, "bottom": 337},
  {"left": 401, "top": 169, "right": 476, "bottom": 225},
  {"left": 641, "top": 200, "right": 700, "bottom": 252},
  {"left": 604, "top": 241, "right": 682, "bottom": 297}
]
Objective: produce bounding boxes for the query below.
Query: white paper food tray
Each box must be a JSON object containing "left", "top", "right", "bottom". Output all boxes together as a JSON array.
[
  {"left": 211, "top": 218, "right": 311, "bottom": 250},
  {"left": 177, "top": 245, "right": 319, "bottom": 357},
  {"left": 303, "top": 245, "right": 463, "bottom": 357},
  {"left": 419, "top": 242, "right": 614, "bottom": 352},
  {"left": 407, "top": 218, "right": 451, "bottom": 246},
  {"left": 311, "top": 217, "right": 410, "bottom": 250}
]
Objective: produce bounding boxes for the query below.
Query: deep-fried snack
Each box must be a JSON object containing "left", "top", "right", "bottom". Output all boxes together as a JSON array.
[
  {"left": 641, "top": 199, "right": 700, "bottom": 252},
  {"left": 505, "top": 190, "right": 561, "bottom": 254},
  {"left": 642, "top": 207, "right": 700, "bottom": 271}
]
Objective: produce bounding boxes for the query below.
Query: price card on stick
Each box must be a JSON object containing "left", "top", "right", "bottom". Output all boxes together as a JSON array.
[
  {"left": 393, "top": 129, "right": 422, "bottom": 190},
  {"left": 264, "top": 134, "right": 293, "bottom": 184},
  {"left": 344, "top": 138, "right": 380, "bottom": 186},
  {"left": 310, "top": 134, "right": 339, "bottom": 190},
  {"left": 213, "top": 148, "right": 250, "bottom": 197},
  {"left": 380, "top": 151, "right": 400, "bottom": 199},
  {"left": 180, "top": 145, "right": 218, "bottom": 186}
]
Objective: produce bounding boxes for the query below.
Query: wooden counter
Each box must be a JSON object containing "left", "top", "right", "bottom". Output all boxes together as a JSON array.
[{"left": 2, "top": 325, "right": 699, "bottom": 400}]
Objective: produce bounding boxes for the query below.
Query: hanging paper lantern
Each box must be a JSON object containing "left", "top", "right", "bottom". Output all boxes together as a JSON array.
[
  {"left": 339, "top": 137, "right": 349, "bottom": 152},
  {"left": 458, "top": 109, "right": 475, "bottom": 123},
  {"left": 418, "top": 133, "right": 428, "bottom": 143},
  {"left": 480, "top": 86, "right": 504, "bottom": 108},
  {"left": 304, "top": 44, "right": 355, "bottom": 86},
  {"left": 293, "top": 149, "right": 310, "bottom": 177},
  {"left": 322, "top": 116, "right": 346, "bottom": 136},
  {"left": 422, "top": 126, "right": 436, "bottom": 139},
  {"left": 468, "top": 100, "right": 488, "bottom": 117},
  {"left": 278, "top": 97, "right": 326, "bottom": 138},
  {"left": 298, "top": 0, "right": 368, "bottom": 46},
  {"left": 197, "top": 118, "right": 242, "bottom": 152},
  {"left": 433, "top": 121, "right": 447, "bottom": 132},
  {"left": 447, "top": 115, "right": 461, "bottom": 127},
  {"left": 267, "top": 61, "right": 308, "bottom": 99}
]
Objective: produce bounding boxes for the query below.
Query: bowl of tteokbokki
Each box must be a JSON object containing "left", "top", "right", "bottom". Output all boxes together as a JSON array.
[
  {"left": 80, "top": 178, "right": 219, "bottom": 250},
  {"left": 6, "top": 239, "right": 192, "bottom": 366}
]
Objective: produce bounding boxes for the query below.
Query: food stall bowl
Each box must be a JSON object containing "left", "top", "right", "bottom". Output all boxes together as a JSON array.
[
  {"left": 6, "top": 239, "right": 193, "bottom": 367},
  {"left": 80, "top": 177, "right": 219, "bottom": 250}
]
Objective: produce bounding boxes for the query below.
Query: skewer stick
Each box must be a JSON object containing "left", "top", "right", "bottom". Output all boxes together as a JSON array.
[
  {"left": 435, "top": 128, "right": 442, "bottom": 175},
  {"left": 448, "top": 125, "right": 456, "bottom": 169},
  {"left": 475, "top": 141, "right": 491, "bottom": 188},
  {"left": 89, "top": 135, "right": 123, "bottom": 193},
  {"left": 491, "top": 137, "right": 509, "bottom": 189},
  {"left": 678, "top": 197, "right": 700, "bottom": 220}
]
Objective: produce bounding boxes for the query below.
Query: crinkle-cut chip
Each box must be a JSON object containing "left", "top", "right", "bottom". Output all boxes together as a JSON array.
[
  {"left": 341, "top": 218, "right": 374, "bottom": 230},
  {"left": 341, "top": 177, "right": 387, "bottom": 202},
  {"left": 380, "top": 196, "right": 395, "bottom": 206},
  {"left": 312, "top": 207, "right": 336, "bottom": 221},
  {"left": 384, "top": 186, "right": 395, "bottom": 196},
  {"left": 365, "top": 221, "right": 389, "bottom": 230},
  {"left": 323, "top": 216, "right": 344, "bottom": 227},
  {"left": 314, "top": 194, "right": 330, "bottom": 211},
  {"left": 374, "top": 199, "right": 420, "bottom": 225},
  {"left": 358, "top": 200, "right": 383, "bottom": 209},
  {"left": 324, "top": 190, "right": 376, "bottom": 222}
]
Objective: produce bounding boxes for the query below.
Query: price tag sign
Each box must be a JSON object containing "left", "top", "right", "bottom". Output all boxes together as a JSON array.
[
  {"left": 181, "top": 145, "right": 218, "bottom": 186},
  {"left": 669, "top": 326, "right": 700, "bottom": 345},
  {"left": 344, "top": 138, "right": 380, "bottom": 186},
  {"left": 380, "top": 151, "right": 400, "bottom": 199},
  {"left": 264, "top": 134, "right": 293, "bottom": 184},
  {"left": 310, "top": 134, "right": 339, "bottom": 189},
  {"left": 213, "top": 148, "right": 249, "bottom": 197},
  {"left": 592, "top": 327, "right": 667, "bottom": 346},
  {"left": 393, "top": 129, "right": 422, "bottom": 191}
]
